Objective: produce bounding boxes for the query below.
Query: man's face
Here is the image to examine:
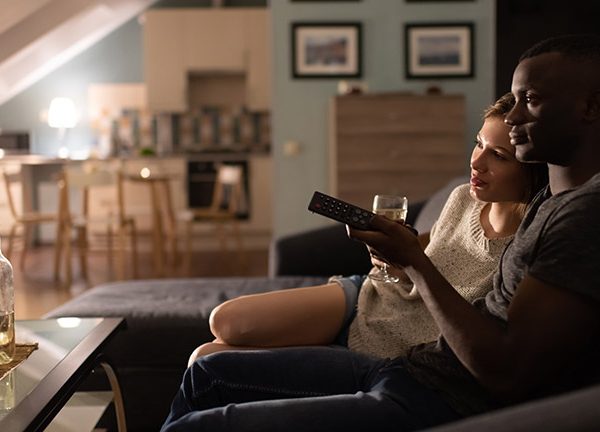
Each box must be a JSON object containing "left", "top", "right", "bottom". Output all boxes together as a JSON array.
[{"left": 505, "top": 52, "right": 588, "bottom": 166}]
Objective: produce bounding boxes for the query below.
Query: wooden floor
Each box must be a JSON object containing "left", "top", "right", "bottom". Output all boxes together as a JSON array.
[{"left": 11, "top": 245, "right": 269, "bottom": 320}]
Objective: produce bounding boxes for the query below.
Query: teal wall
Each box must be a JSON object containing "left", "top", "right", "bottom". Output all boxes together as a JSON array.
[
  {"left": 271, "top": 0, "right": 496, "bottom": 237},
  {"left": 0, "top": 18, "right": 143, "bottom": 157}
]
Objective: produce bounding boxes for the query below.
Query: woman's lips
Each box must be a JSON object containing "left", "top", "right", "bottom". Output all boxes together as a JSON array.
[{"left": 470, "top": 175, "right": 486, "bottom": 188}]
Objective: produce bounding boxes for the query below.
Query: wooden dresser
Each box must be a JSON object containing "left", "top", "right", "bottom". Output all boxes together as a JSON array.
[{"left": 329, "top": 92, "right": 466, "bottom": 209}]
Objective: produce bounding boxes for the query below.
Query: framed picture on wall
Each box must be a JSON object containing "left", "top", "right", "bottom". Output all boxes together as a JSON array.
[
  {"left": 291, "top": 22, "right": 362, "bottom": 78},
  {"left": 405, "top": 23, "right": 474, "bottom": 79}
]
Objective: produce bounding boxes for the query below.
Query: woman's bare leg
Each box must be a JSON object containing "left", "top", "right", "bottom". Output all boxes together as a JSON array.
[{"left": 209, "top": 282, "right": 347, "bottom": 348}]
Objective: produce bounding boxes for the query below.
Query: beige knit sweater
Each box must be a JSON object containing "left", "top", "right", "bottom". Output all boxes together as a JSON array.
[{"left": 347, "top": 184, "right": 513, "bottom": 359}]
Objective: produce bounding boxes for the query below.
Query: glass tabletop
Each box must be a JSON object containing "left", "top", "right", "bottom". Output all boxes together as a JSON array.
[{"left": 0, "top": 317, "right": 124, "bottom": 429}]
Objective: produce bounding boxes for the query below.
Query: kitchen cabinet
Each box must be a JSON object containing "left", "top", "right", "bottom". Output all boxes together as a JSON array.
[
  {"left": 244, "top": 9, "right": 271, "bottom": 111},
  {"left": 184, "top": 11, "right": 246, "bottom": 72},
  {"left": 330, "top": 93, "right": 466, "bottom": 209},
  {"left": 144, "top": 9, "right": 271, "bottom": 112},
  {"left": 143, "top": 10, "right": 186, "bottom": 112}
]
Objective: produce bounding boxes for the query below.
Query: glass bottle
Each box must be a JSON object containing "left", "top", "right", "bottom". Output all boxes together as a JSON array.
[
  {"left": 0, "top": 239, "right": 15, "bottom": 365},
  {"left": 0, "top": 371, "right": 15, "bottom": 412}
]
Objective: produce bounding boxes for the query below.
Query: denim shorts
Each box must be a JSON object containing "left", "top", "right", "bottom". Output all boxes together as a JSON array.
[{"left": 329, "top": 274, "right": 367, "bottom": 346}]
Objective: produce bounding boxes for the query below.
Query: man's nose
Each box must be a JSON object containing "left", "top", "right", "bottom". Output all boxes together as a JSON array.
[{"left": 505, "top": 103, "right": 524, "bottom": 126}]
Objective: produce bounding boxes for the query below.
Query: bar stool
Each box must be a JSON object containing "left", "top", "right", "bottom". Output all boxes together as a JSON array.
[
  {"left": 1, "top": 169, "right": 59, "bottom": 272},
  {"left": 179, "top": 164, "right": 247, "bottom": 275},
  {"left": 55, "top": 163, "right": 138, "bottom": 287}
]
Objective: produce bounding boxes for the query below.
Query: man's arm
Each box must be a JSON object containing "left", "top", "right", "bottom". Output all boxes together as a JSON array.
[{"left": 349, "top": 216, "right": 600, "bottom": 401}]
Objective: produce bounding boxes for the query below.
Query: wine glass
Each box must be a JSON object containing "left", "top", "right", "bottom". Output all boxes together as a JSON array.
[{"left": 368, "top": 194, "right": 408, "bottom": 284}]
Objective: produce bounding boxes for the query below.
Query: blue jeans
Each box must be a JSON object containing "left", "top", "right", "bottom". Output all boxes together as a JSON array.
[{"left": 161, "top": 346, "right": 461, "bottom": 431}]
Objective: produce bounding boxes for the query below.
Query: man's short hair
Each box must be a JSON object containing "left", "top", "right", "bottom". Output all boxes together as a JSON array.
[{"left": 520, "top": 34, "right": 600, "bottom": 63}]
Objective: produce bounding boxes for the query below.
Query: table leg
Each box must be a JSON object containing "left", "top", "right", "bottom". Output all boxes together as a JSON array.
[{"left": 99, "top": 361, "right": 127, "bottom": 432}]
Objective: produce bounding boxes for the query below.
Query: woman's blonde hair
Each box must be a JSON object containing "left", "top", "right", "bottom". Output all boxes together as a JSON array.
[{"left": 483, "top": 92, "right": 516, "bottom": 120}]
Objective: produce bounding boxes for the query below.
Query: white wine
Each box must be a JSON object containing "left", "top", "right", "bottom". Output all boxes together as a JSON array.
[
  {"left": 0, "top": 312, "right": 14, "bottom": 365},
  {"left": 374, "top": 208, "right": 407, "bottom": 223}
]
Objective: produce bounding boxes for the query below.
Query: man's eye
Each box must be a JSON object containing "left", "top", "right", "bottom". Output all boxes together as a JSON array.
[
  {"left": 474, "top": 140, "right": 483, "bottom": 148},
  {"left": 494, "top": 152, "right": 505, "bottom": 160}
]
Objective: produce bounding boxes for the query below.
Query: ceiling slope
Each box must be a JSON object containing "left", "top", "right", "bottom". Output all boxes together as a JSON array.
[{"left": 0, "top": 0, "right": 157, "bottom": 106}]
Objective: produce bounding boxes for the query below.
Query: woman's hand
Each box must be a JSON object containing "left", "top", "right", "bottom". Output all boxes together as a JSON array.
[{"left": 348, "top": 215, "right": 423, "bottom": 269}]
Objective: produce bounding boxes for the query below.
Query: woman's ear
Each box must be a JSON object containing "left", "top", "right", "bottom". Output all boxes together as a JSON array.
[{"left": 583, "top": 90, "right": 600, "bottom": 122}]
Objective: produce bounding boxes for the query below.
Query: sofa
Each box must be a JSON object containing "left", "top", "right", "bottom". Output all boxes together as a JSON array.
[{"left": 46, "top": 176, "right": 600, "bottom": 432}]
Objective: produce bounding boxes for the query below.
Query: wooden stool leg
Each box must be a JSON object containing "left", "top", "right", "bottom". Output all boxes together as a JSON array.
[
  {"left": 63, "top": 222, "right": 72, "bottom": 289},
  {"left": 19, "top": 225, "right": 31, "bottom": 270},
  {"left": 106, "top": 222, "right": 114, "bottom": 276},
  {"left": 130, "top": 221, "right": 139, "bottom": 279},
  {"left": 6, "top": 224, "right": 17, "bottom": 261},
  {"left": 116, "top": 225, "right": 125, "bottom": 280},
  {"left": 77, "top": 226, "right": 88, "bottom": 282},
  {"left": 54, "top": 222, "right": 63, "bottom": 282},
  {"left": 184, "top": 220, "right": 192, "bottom": 277}
]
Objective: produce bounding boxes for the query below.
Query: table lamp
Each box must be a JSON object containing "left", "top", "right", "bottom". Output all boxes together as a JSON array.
[{"left": 48, "top": 97, "right": 78, "bottom": 158}]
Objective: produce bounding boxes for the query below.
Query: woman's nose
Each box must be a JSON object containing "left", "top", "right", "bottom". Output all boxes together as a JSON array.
[{"left": 471, "top": 152, "right": 485, "bottom": 172}]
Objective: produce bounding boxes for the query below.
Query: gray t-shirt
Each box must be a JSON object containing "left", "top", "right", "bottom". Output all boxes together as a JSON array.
[{"left": 405, "top": 173, "right": 600, "bottom": 416}]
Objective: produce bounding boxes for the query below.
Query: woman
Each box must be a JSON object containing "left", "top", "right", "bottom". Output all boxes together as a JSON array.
[{"left": 188, "top": 93, "right": 548, "bottom": 364}]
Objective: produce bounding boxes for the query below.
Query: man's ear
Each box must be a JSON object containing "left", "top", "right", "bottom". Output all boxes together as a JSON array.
[{"left": 583, "top": 90, "right": 600, "bottom": 122}]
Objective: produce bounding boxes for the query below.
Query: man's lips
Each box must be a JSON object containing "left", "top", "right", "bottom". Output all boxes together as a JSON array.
[
  {"left": 470, "top": 175, "right": 486, "bottom": 188},
  {"left": 509, "top": 131, "right": 529, "bottom": 146}
]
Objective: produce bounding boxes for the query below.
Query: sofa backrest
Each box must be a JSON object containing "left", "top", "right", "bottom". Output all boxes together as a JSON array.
[{"left": 414, "top": 176, "right": 469, "bottom": 234}]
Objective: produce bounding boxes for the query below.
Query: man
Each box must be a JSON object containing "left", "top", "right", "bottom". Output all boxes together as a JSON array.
[{"left": 161, "top": 35, "right": 600, "bottom": 431}]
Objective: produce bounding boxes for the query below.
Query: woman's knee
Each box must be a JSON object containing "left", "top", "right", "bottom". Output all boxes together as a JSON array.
[
  {"left": 188, "top": 342, "right": 229, "bottom": 366},
  {"left": 209, "top": 299, "right": 250, "bottom": 344}
]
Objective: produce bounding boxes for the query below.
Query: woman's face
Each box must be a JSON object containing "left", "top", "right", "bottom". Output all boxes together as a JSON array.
[{"left": 470, "top": 116, "right": 529, "bottom": 203}]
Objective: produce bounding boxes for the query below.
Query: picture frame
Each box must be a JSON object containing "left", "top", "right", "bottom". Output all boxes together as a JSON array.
[
  {"left": 291, "top": 22, "right": 362, "bottom": 79},
  {"left": 404, "top": 23, "right": 474, "bottom": 79}
]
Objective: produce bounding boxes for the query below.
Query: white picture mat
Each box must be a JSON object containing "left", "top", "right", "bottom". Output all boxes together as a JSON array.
[
  {"left": 295, "top": 27, "right": 358, "bottom": 75},
  {"left": 408, "top": 27, "right": 471, "bottom": 75}
]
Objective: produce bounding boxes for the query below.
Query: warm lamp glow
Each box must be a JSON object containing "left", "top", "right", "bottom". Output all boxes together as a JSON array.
[
  {"left": 140, "top": 167, "right": 151, "bottom": 178},
  {"left": 48, "top": 97, "right": 78, "bottom": 129}
]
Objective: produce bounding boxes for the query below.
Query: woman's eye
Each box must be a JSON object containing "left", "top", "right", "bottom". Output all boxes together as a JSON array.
[
  {"left": 474, "top": 140, "right": 483, "bottom": 148},
  {"left": 494, "top": 151, "right": 505, "bottom": 160}
]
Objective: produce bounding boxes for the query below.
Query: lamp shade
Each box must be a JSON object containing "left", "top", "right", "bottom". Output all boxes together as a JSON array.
[{"left": 48, "top": 97, "right": 78, "bottom": 129}]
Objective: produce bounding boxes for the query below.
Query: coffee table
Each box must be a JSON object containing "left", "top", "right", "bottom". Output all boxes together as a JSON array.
[{"left": 0, "top": 317, "right": 126, "bottom": 432}]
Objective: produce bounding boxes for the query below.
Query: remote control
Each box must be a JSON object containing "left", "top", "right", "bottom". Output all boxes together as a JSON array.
[{"left": 308, "top": 191, "right": 375, "bottom": 230}]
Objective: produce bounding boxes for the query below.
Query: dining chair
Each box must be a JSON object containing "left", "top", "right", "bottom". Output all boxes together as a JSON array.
[
  {"left": 55, "top": 163, "right": 138, "bottom": 287},
  {"left": 1, "top": 169, "right": 59, "bottom": 271},
  {"left": 180, "top": 163, "right": 247, "bottom": 275}
]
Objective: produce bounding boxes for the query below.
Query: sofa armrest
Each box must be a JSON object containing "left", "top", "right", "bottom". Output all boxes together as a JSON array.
[
  {"left": 268, "top": 224, "right": 372, "bottom": 277},
  {"left": 268, "top": 199, "right": 425, "bottom": 278}
]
